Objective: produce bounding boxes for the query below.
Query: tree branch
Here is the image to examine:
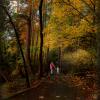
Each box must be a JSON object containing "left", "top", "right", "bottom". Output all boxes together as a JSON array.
[{"left": 89, "top": 0, "right": 95, "bottom": 7}]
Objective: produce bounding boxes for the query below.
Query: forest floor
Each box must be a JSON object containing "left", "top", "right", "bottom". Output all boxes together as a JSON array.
[{"left": 2, "top": 73, "right": 98, "bottom": 100}]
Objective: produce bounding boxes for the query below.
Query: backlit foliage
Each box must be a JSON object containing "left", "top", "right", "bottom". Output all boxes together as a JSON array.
[{"left": 44, "top": 0, "right": 95, "bottom": 49}]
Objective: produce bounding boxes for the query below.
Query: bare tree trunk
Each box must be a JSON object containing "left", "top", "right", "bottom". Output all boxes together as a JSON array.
[
  {"left": 26, "top": 4, "right": 33, "bottom": 74},
  {"left": 39, "top": 0, "right": 43, "bottom": 78},
  {"left": 26, "top": 18, "right": 32, "bottom": 71},
  {"left": 58, "top": 47, "right": 61, "bottom": 71},
  {"left": 17, "top": 0, "right": 20, "bottom": 12},
  {"left": 96, "top": 0, "right": 100, "bottom": 99},
  {"left": 34, "top": 33, "right": 38, "bottom": 65},
  {"left": 46, "top": 47, "right": 49, "bottom": 75}
]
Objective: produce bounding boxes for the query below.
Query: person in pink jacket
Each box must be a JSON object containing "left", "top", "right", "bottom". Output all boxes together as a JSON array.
[{"left": 50, "top": 62, "right": 55, "bottom": 75}]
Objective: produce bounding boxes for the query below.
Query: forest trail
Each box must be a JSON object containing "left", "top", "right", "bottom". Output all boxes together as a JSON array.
[{"left": 7, "top": 76, "right": 85, "bottom": 100}]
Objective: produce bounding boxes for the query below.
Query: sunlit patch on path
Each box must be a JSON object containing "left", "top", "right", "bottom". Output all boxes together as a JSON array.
[
  {"left": 39, "top": 96, "right": 44, "bottom": 99},
  {"left": 56, "top": 95, "right": 60, "bottom": 98}
]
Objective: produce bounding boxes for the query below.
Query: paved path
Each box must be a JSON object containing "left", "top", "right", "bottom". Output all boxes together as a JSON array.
[{"left": 7, "top": 78, "right": 85, "bottom": 100}]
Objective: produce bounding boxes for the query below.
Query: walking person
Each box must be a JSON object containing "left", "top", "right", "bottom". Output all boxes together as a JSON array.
[
  {"left": 55, "top": 66, "right": 60, "bottom": 80},
  {"left": 56, "top": 66, "right": 60, "bottom": 75},
  {"left": 50, "top": 62, "right": 55, "bottom": 80}
]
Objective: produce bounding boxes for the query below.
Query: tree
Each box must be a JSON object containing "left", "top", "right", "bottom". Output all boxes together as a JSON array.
[
  {"left": 25, "top": 2, "right": 33, "bottom": 74},
  {"left": 0, "top": 0, "right": 9, "bottom": 82},
  {"left": 39, "top": 0, "right": 44, "bottom": 78},
  {"left": 0, "top": 4, "right": 30, "bottom": 88},
  {"left": 96, "top": 0, "right": 100, "bottom": 100}
]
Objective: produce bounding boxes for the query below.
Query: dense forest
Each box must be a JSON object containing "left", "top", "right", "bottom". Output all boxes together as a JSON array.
[{"left": 0, "top": 0, "right": 100, "bottom": 100}]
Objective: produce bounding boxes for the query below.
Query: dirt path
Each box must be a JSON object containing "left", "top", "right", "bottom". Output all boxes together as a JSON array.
[{"left": 6, "top": 78, "right": 85, "bottom": 100}]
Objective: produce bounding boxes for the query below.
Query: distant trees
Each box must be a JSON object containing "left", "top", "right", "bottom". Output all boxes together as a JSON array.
[
  {"left": 0, "top": 2, "right": 30, "bottom": 87},
  {"left": 43, "top": 0, "right": 96, "bottom": 74},
  {"left": 0, "top": 0, "right": 9, "bottom": 82}
]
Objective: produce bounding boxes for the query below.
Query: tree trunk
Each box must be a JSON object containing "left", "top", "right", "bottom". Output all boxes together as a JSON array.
[
  {"left": 26, "top": 18, "right": 32, "bottom": 71},
  {"left": 96, "top": 0, "right": 100, "bottom": 99},
  {"left": 26, "top": 4, "right": 33, "bottom": 74},
  {"left": 34, "top": 33, "right": 38, "bottom": 65},
  {"left": 46, "top": 47, "right": 49, "bottom": 75},
  {"left": 58, "top": 47, "right": 61, "bottom": 71},
  {"left": 39, "top": 0, "right": 44, "bottom": 78}
]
